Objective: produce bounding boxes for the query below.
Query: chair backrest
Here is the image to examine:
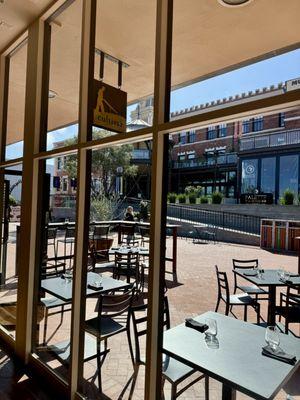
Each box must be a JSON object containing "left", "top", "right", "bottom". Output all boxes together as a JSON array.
[
  {"left": 131, "top": 297, "right": 170, "bottom": 364},
  {"left": 41, "top": 261, "right": 66, "bottom": 279},
  {"left": 65, "top": 227, "right": 76, "bottom": 238},
  {"left": 115, "top": 251, "right": 139, "bottom": 269},
  {"left": 47, "top": 227, "right": 57, "bottom": 240},
  {"left": 93, "top": 225, "right": 110, "bottom": 237},
  {"left": 285, "top": 284, "right": 300, "bottom": 309},
  {"left": 96, "top": 287, "right": 135, "bottom": 337},
  {"left": 215, "top": 265, "right": 230, "bottom": 300},
  {"left": 232, "top": 259, "right": 258, "bottom": 289},
  {"left": 139, "top": 225, "right": 150, "bottom": 238},
  {"left": 120, "top": 224, "right": 135, "bottom": 236}
]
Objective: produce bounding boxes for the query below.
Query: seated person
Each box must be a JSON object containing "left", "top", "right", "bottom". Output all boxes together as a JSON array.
[{"left": 124, "top": 206, "right": 134, "bottom": 221}]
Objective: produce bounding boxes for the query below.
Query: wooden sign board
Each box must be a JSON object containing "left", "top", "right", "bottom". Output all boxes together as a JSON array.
[{"left": 92, "top": 80, "right": 127, "bottom": 133}]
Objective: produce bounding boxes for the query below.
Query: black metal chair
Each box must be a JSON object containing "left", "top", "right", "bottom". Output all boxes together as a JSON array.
[
  {"left": 46, "top": 227, "right": 57, "bottom": 258},
  {"left": 215, "top": 265, "right": 260, "bottom": 323},
  {"left": 56, "top": 226, "right": 76, "bottom": 267},
  {"left": 232, "top": 259, "right": 268, "bottom": 300},
  {"left": 113, "top": 251, "right": 141, "bottom": 289},
  {"left": 138, "top": 225, "right": 150, "bottom": 247},
  {"left": 277, "top": 283, "right": 300, "bottom": 336},
  {"left": 89, "top": 243, "right": 115, "bottom": 274},
  {"left": 84, "top": 288, "right": 135, "bottom": 393},
  {"left": 92, "top": 224, "right": 110, "bottom": 241},
  {"left": 127, "top": 297, "right": 209, "bottom": 400},
  {"left": 40, "top": 260, "right": 71, "bottom": 345},
  {"left": 120, "top": 224, "right": 139, "bottom": 246}
]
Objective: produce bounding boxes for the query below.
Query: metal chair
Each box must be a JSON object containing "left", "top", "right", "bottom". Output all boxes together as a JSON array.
[
  {"left": 40, "top": 260, "right": 71, "bottom": 345},
  {"left": 46, "top": 227, "right": 57, "bottom": 258},
  {"left": 56, "top": 226, "right": 76, "bottom": 267},
  {"left": 138, "top": 225, "right": 150, "bottom": 247},
  {"left": 215, "top": 265, "right": 260, "bottom": 323},
  {"left": 128, "top": 297, "right": 209, "bottom": 400},
  {"left": 232, "top": 259, "right": 268, "bottom": 300},
  {"left": 84, "top": 288, "right": 135, "bottom": 393},
  {"left": 113, "top": 251, "right": 141, "bottom": 289},
  {"left": 278, "top": 283, "right": 300, "bottom": 336},
  {"left": 120, "top": 224, "right": 139, "bottom": 246}
]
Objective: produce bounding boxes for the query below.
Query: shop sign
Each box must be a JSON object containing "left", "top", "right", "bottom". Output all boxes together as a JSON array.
[
  {"left": 240, "top": 193, "right": 273, "bottom": 204},
  {"left": 92, "top": 80, "right": 127, "bottom": 133},
  {"left": 286, "top": 78, "right": 300, "bottom": 92}
]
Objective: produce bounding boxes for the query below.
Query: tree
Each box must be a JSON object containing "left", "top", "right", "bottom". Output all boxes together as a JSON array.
[{"left": 63, "top": 130, "right": 138, "bottom": 198}]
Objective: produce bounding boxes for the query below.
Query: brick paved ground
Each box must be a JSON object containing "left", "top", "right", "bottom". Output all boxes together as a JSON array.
[{"left": 1, "top": 228, "right": 300, "bottom": 399}]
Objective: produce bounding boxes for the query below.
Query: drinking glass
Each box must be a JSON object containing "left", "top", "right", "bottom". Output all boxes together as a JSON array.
[
  {"left": 277, "top": 269, "right": 285, "bottom": 281},
  {"left": 265, "top": 326, "right": 280, "bottom": 351},
  {"left": 205, "top": 318, "right": 218, "bottom": 338},
  {"left": 65, "top": 269, "right": 73, "bottom": 282},
  {"left": 93, "top": 274, "right": 103, "bottom": 288}
]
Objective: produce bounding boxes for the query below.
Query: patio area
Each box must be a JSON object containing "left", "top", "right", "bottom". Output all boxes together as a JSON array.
[{"left": 5, "top": 234, "right": 296, "bottom": 400}]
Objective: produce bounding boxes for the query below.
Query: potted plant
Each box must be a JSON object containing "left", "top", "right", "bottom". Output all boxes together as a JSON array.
[
  {"left": 177, "top": 193, "right": 186, "bottom": 204},
  {"left": 167, "top": 192, "right": 177, "bottom": 204},
  {"left": 200, "top": 195, "right": 209, "bottom": 204},
  {"left": 282, "top": 189, "right": 294, "bottom": 205},
  {"left": 212, "top": 191, "right": 223, "bottom": 204}
]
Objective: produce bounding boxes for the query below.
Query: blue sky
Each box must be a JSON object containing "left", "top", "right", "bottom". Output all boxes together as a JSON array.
[{"left": 5, "top": 48, "right": 300, "bottom": 159}]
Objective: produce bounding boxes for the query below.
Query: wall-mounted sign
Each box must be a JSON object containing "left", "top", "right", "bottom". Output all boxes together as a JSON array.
[
  {"left": 92, "top": 80, "right": 127, "bottom": 133},
  {"left": 286, "top": 78, "right": 300, "bottom": 92},
  {"left": 240, "top": 193, "right": 273, "bottom": 204}
]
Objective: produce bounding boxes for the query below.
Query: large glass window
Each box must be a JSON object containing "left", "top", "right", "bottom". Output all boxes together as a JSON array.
[
  {"left": 33, "top": 153, "right": 77, "bottom": 383},
  {"left": 261, "top": 157, "right": 276, "bottom": 194},
  {"left": 279, "top": 155, "right": 299, "bottom": 197},
  {"left": 0, "top": 164, "right": 22, "bottom": 338},
  {"left": 45, "top": 0, "right": 83, "bottom": 151},
  {"left": 241, "top": 159, "right": 258, "bottom": 193}
]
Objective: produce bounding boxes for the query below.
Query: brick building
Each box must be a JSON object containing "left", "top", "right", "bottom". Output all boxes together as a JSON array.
[{"left": 131, "top": 80, "right": 300, "bottom": 203}]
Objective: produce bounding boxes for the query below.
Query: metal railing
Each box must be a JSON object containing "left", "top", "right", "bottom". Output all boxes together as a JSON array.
[
  {"left": 167, "top": 204, "right": 261, "bottom": 235},
  {"left": 126, "top": 197, "right": 261, "bottom": 235},
  {"left": 173, "top": 153, "right": 237, "bottom": 169},
  {"left": 240, "top": 129, "right": 300, "bottom": 151}
]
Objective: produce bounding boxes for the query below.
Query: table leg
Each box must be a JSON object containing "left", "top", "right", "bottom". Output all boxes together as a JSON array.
[
  {"left": 172, "top": 227, "right": 178, "bottom": 281},
  {"left": 118, "top": 223, "right": 121, "bottom": 244},
  {"left": 222, "top": 384, "right": 236, "bottom": 400},
  {"left": 267, "top": 286, "right": 276, "bottom": 325}
]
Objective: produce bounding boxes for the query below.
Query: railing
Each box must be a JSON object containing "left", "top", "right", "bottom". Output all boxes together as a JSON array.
[
  {"left": 167, "top": 204, "right": 261, "bottom": 235},
  {"left": 132, "top": 149, "right": 150, "bottom": 160},
  {"left": 126, "top": 197, "right": 261, "bottom": 235},
  {"left": 173, "top": 153, "right": 237, "bottom": 169},
  {"left": 240, "top": 129, "right": 300, "bottom": 151}
]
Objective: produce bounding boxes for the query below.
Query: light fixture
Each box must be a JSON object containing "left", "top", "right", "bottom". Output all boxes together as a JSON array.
[
  {"left": 48, "top": 90, "right": 57, "bottom": 99},
  {"left": 218, "top": 0, "right": 252, "bottom": 7}
]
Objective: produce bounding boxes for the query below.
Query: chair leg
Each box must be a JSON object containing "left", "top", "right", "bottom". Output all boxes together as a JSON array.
[
  {"left": 96, "top": 340, "right": 102, "bottom": 393},
  {"left": 243, "top": 305, "right": 247, "bottom": 321},
  {"left": 205, "top": 375, "right": 209, "bottom": 400},
  {"left": 256, "top": 303, "right": 260, "bottom": 325},
  {"left": 225, "top": 302, "right": 230, "bottom": 316},
  {"left": 170, "top": 383, "right": 177, "bottom": 400},
  {"left": 215, "top": 297, "right": 220, "bottom": 312},
  {"left": 43, "top": 308, "right": 48, "bottom": 345},
  {"left": 126, "top": 327, "right": 135, "bottom": 366}
]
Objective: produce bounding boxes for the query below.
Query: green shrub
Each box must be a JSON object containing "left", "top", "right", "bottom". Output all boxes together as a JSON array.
[
  {"left": 9, "top": 195, "right": 17, "bottom": 206},
  {"left": 139, "top": 200, "right": 149, "bottom": 220},
  {"left": 212, "top": 191, "right": 223, "bottom": 204},
  {"left": 177, "top": 193, "right": 186, "bottom": 204},
  {"left": 185, "top": 185, "right": 202, "bottom": 197},
  {"left": 188, "top": 193, "right": 197, "bottom": 204},
  {"left": 200, "top": 195, "right": 209, "bottom": 204},
  {"left": 282, "top": 189, "right": 294, "bottom": 205},
  {"left": 167, "top": 192, "right": 177, "bottom": 203},
  {"left": 90, "top": 197, "right": 114, "bottom": 221}
]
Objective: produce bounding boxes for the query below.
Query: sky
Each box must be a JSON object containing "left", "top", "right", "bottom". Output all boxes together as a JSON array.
[{"left": 5, "top": 48, "right": 300, "bottom": 160}]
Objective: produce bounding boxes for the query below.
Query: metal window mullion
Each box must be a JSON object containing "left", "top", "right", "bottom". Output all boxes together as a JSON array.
[
  {"left": 15, "top": 18, "right": 45, "bottom": 360},
  {"left": 69, "top": 0, "right": 96, "bottom": 398},
  {"left": 145, "top": 0, "right": 173, "bottom": 399}
]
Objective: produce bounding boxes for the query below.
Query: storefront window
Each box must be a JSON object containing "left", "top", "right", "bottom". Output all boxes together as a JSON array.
[
  {"left": 241, "top": 159, "right": 258, "bottom": 193},
  {"left": 261, "top": 157, "right": 276, "bottom": 194},
  {"left": 279, "top": 155, "right": 299, "bottom": 196}
]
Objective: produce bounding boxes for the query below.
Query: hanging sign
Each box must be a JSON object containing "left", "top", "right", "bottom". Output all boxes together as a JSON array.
[
  {"left": 286, "top": 78, "right": 300, "bottom": 92},
  {"left": 92, "top": 80, "right": 127, "bottom": 133}
]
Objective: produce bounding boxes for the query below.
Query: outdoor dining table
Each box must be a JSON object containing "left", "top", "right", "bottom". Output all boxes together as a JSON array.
[
  {"left": 108, "top": 245, "right": 149, "bottom": 257},
  {"left": 49, "top": 220, "right": 180, "bottom": 280},
  {"left": 233, "top": 269, "right": 300, "bottom": 325},
  {"left": 41, "top": 272, "right": 130, "bottom": 302},
  {"left": 163, "top": 311, "right": 300, "bottom": 400}
]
